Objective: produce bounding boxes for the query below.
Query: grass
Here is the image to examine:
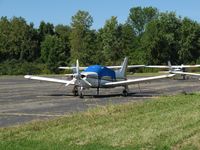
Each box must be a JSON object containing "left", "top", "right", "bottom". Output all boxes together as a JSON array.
[{"left": 1, "top": 93, "right": 200, "bottom": 150}]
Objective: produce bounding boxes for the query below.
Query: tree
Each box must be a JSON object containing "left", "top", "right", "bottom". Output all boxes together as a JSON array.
[
  {"left": 99, "top": 16, "right": 124, "bottom": 65},
  {"left": 69, "top": 10, "right": 95, "bottom": 65},
  {"left": 142, "top": 12, "right": 181, "bottom": 64},
  {"left": 126, "top": 7, "right": 159, "bottom": 65},
  {"left": 0, "top": 17, "right": 10, "bottom": 62},
  {"left": 38, "top": 21, "right": 54, "bottom": 41},
  {"left": 127, "top": 6, "right": 158, "bottom": 36},
  {"left": 55, "top": 25, "right": 71, "bottom": 64},
  {"left": 119, "top": 23, "right": 141, "bottom": 64},
  {"left": 0, "top": 17, "right": 39, "bottom": 61},
  {"left": 178, "top": 18, "right": 200, "bottom": 64},
  {"left": 41, "top": 35, "right": 67, "bottom": 72}
]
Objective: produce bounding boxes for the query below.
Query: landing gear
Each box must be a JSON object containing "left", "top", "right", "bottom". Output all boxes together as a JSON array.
[
  {"left": 182, "top": 68, "right": 186, "bottom": 80},
  {"left": 72, "top": 86, "right": 84, "bottom": 98},
  {"left": 72, "top": 86, "right": 78, "bottom": 96},
  {"left": 122, "top": 85, "right": 129, "bottom": 97},
  {"left": 79, "top": 86, "right": 84, "bottom": 98},
  {"left": 97, "top": 79, "right": 100, "bottom": 95},
  {"left": 182, "top": 74, "right": 186, "bottom": 80},
  {"left": 122, "top": 89, "right": 128, "bottom": 97},
  {"left": 96, "top": 87, "right": 100, "bottom": 95},
  {"left": 79, "top": 92, "right": 84, "bottom": 98}
]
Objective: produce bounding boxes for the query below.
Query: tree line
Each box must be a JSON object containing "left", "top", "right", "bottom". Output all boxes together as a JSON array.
[{"left": 0, "top": 6, "right": 200, "bottom": 75}]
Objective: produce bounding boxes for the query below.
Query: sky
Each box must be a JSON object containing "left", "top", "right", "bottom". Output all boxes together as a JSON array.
[{"left": 0, "top": 0, "right": 200, "bottom": 29}]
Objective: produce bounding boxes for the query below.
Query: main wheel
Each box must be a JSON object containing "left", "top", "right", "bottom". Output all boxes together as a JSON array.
[
  {"left": 122, "top": 89, "right": 128, "bottom": 97},
  {"left": 79, "top": 93, "right": 84, "bottom": 98}
]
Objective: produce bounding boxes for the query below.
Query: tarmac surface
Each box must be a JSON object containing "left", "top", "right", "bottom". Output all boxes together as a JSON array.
[{"left": 1, "top": 75, "right": 200, "bottom": 127}]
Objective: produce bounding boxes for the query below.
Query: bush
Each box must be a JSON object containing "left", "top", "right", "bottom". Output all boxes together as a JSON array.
[{"left": 0, "top": 60, "right": 50, "bottom": 75}]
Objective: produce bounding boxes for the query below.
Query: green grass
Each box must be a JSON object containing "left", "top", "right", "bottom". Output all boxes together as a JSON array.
[{"left": 1, "top": 93, "right": 200, "bottom": 150}]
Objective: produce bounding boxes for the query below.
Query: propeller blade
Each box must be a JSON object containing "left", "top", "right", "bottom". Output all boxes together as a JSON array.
[
  {"left": 81, "top": 78, "right": 92, "bottom": 86},
  {"left": 76, "top": 59, "right": 79, "bottom": 75},
  {"left": 65, "top": 78, "right": 77, "bottom": 87},
  {"left": 65, "top": 74, "right": 74, "bottom": 76}
]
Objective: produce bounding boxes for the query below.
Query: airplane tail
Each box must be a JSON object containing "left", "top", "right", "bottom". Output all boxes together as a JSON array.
[
  {"left": 168, "top": 61, "right": 173, "bottom": 73},
  {"left": 115, "top": 57, "right": 128, "bottom": 79}
]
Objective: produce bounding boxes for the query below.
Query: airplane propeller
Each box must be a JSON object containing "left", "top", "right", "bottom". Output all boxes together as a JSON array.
[{"left": 65, "top": 59, "right": 91, "bottom": 87}]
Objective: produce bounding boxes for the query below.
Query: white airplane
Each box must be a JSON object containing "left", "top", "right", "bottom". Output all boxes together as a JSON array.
[
  {"left": 146, "top": 61, "right": 200, "bottom": 79},
  {"left": 24, "top": 58, "right": 175, "bottom": 98}
]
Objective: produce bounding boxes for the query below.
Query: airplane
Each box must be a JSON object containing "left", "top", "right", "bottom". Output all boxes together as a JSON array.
[
  {"left": 24, "top": 57, "right": 175, "bottom": 98},
  {"left": 146, "top": 61, "right": 200, "bottom": 79}
]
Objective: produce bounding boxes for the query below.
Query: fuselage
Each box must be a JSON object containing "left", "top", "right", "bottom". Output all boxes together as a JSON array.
[{"left": 79, "top": 65, "right": 125, "bottom": 88}]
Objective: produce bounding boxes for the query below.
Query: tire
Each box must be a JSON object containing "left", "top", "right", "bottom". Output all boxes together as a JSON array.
[
  {"left": 122, "top": 90, "right": 128, "bottom": 97},
  {"left": 79, "top": 93, "right": 84, "bottom": 98}
]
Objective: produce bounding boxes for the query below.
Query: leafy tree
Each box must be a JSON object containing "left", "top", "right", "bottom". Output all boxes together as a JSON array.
[
  {"left": 119, "top": 23, "right": 144, "bottom": 64},
  {"left": 99, "top": 16, "right": 124, "bottom": 65},
  {"left": 0, "top": 17, "right": 11, "bottom": 62},
  {"left": 41, "top": 35, "right": 67, "bottom": 72},
  {"left": 126, "top": 7, "right": 159, "bottom": 64},
  {"left": 178, "top": 18, "right": 200, "bottom": 64},
  {"left": 69, "top": 10, "right": 95, "bottom": 65},
  {"left": 120, "top": 24, "right": 135, "bottom": 56},
  {"left": 55, "top": 25, "right": 71, "bottom": 64},
  {"left": 0, "top": 17, "right": 39, "bottom": 61},
  {"left": 2, "top": 7, "right": 200, "bottom": 75},
  {"left": 55, "top": 25, "right": 71, "bottom": 41},
  {"left": 127, "top": 6, "right": 158, "bottom": 36},
  {"left": 38, "top": 21, "right": 54, "bottom": 41},
  {"left": 82, "top": 29, "right": 98, "bottom": 65},
  {"left": 142, "top": 12, "right": 181, "bottom": 64}
]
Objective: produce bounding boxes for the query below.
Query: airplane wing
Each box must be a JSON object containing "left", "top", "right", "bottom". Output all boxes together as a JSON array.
[
  {"left": 107, "top": 65, "right": 145, "bottom": 69},
  {"left": 146, "top": 65, "right": 200, "bottom": 69},
  {"left": 24, "top": 75, "right": 74, "bottom": 85},
  {"left": 59, "top": 66, "right": 86, "bottom": 70},
  {"left": 145, "top": 65, "right": 169, "bottom": 69},
  {"left": 176, "top": 65, "right": 200, "bottom": 68},
  {"left": 103, "top": 74, "right": 175, "bottom": 87},
  {"left": 59, "top": 65, "right": 145, "bottom": 70},
  {"left": 171, "top": 71, "right": 200, "bottom": 76}
]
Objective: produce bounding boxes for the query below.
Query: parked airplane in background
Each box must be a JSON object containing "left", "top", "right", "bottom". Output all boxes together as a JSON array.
[
  {"left": 146, "top": 61, "right": 200, "bottom": 79},
  {"left": 24, "top": 58, "right": 175, "bottom": 98}
]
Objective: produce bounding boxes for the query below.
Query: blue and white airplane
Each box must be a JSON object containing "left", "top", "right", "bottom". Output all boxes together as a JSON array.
[{"left": 24, "top": 58, "right": 175, "bottom": 98}]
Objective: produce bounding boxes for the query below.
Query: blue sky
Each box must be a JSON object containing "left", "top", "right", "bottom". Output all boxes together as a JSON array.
[{"left": 0, "top": 0, "right": 200, "bottom": 29}]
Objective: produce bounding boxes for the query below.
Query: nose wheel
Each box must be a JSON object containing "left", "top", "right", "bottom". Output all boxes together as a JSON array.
[
  {"left": 79, "top": 86, "right": 84, "bottom": 98},
  {"left": 72, "top": 86, "right": 79, "bottom": 96},
  {"left": 72, "top": 86, "right": 84, "bottom": 98}
]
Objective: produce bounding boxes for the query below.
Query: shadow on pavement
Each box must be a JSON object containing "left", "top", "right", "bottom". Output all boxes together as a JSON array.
[{"left": 47, "top": 91, "right": 158, "bottom": 98}]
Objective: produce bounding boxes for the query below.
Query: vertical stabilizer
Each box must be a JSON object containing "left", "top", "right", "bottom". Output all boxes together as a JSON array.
[
  {"left": 168, "top": 61, "right": 172, "bottom": 72},
  {"left": 115, "top": 57, "right": 128, "bottom": 79}
]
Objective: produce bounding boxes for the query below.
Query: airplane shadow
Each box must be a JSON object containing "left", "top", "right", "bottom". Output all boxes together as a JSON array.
[{"left": 47, "top": 91, "right": 158, "bottom": 98}]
